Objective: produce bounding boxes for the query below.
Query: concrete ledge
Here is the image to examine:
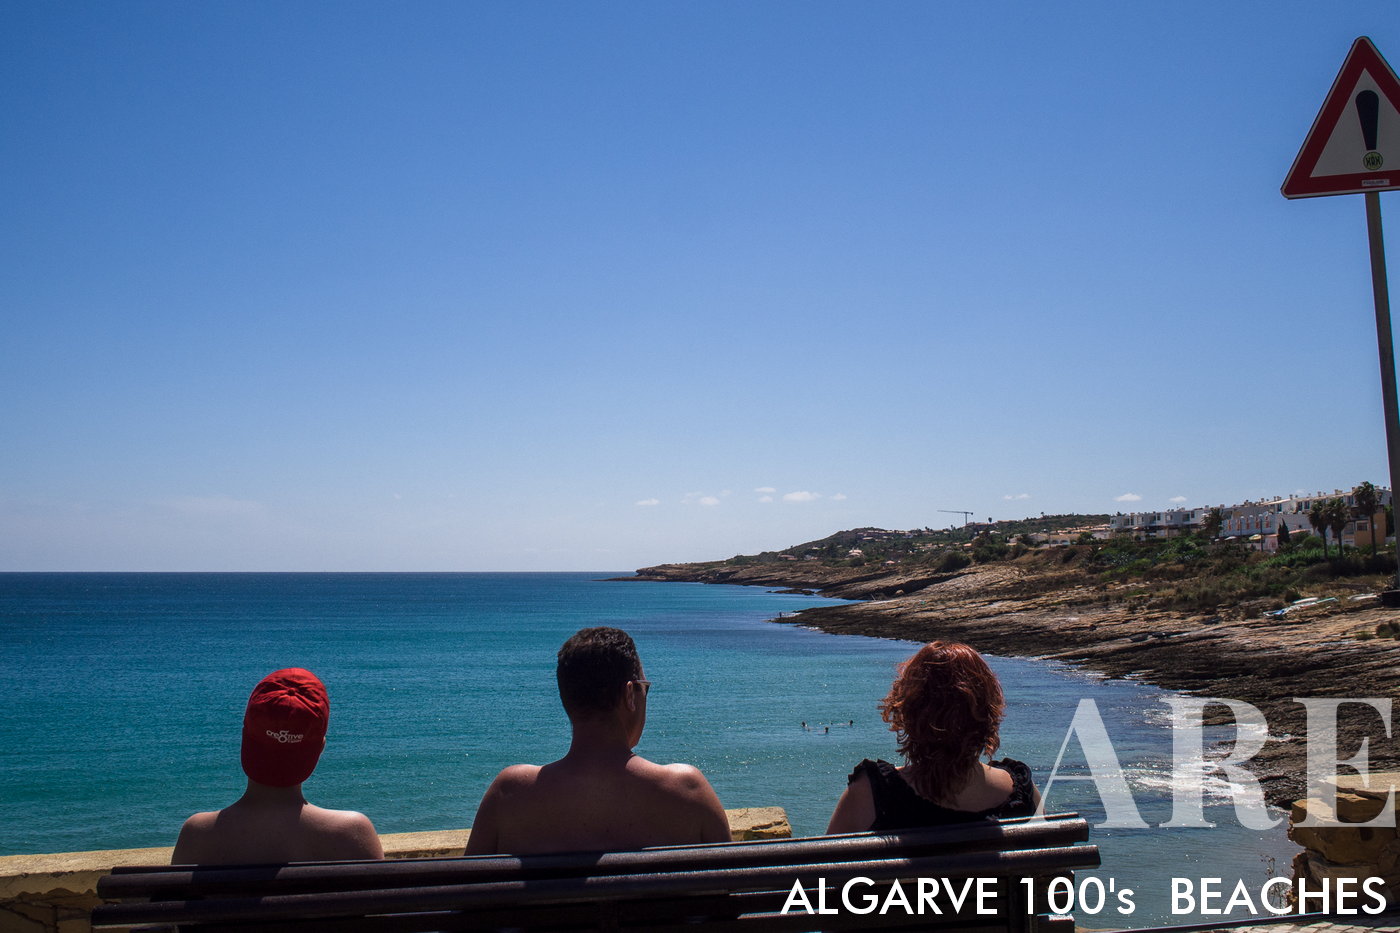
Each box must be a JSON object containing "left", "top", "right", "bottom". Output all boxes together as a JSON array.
[
  {"left": 0, "top": 846, "right": 171, "bottom": 901},
  {"left": 381, "top": 829, "right": 472, "bottom": 860},
  {"left": 0, "top": 807, "right": 791, "bottom": 933},
  {"left": 728, "top": 805, "right": 790, "bottom": 841}
]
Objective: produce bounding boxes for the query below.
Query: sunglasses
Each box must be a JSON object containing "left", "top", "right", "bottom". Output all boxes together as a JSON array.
[{"left": 632, "top": 679, "right": 651, "bottom": 696}]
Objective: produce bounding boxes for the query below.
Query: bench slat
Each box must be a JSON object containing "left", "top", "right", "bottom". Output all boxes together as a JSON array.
[
  {"left": 180, "top": 881, "right": 1079, "bottom": 933},
  {"left": 94, "top": 843, "right": 1099, "bottom": 928},
  {"left": 171, "top": 903, "right": 1073, "bottom": 933},
  {"left": 97, "top": 814, "right": 1090, "bottom": 901}
]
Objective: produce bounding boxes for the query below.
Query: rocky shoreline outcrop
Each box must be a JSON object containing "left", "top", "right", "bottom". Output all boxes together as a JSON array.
[{"left": 625, "top": 559, "right": 1400, "bottom": 808}]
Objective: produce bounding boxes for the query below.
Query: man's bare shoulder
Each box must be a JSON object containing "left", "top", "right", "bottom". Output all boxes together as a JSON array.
[
  {"left": 628, "top": 758, "right": 717, "bottom": 798},
  {"left": 303, "top": 804, "right": 376, "bottom": 829},
  {"left": 496, "top": 763, "right": 543, "bottom": 782},
  {"left": 171, "top": 810, "right": 223, "bottom": 863},
  {"left": 656, "top": 761, "right": 713, "bottom": 792},
  {"left": 179, "top": 810, "right": 221, "bottom": 832},
  {"left": 489, "top": 763, "right": 543, "bottom": 793},
  {"left": 466, "top": 763, "right": 546, "bottom": 855},
  {"left": 630, "top": 758, "right": 730, "bottom": 842},
  {"left": 302, "top": 805, "right": 384, "bottom": 859}
]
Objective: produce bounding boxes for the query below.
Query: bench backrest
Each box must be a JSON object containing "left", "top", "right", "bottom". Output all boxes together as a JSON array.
[{"left": 93, "top": 812, "right": 1098, "bottom": 932}]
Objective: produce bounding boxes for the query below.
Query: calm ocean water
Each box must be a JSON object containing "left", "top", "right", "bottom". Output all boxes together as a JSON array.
[{"left": 0, "top": 572, "right": 1291, "bottom": 926}]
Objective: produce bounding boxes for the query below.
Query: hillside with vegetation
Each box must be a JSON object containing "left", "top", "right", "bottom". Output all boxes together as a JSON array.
[{"left": 635, "top": 514, "right": 1396, "bottom": 614}]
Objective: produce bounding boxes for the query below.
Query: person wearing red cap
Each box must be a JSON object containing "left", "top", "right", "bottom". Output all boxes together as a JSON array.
[
  {"left": 466, "top": 627, "right": 730, "bottom": 854},
  {"left": 172, "top": 668, "right": 383, "bottom": 864}
]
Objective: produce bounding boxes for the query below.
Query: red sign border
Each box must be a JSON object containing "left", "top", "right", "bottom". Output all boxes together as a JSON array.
[{"left": 1282, "top": 36, "right": 1400, "bottom": 198}]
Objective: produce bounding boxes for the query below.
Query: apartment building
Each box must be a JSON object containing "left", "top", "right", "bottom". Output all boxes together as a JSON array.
[
  {"left": 1107, "top": 486, "right": 1391, "bottom": 551},
  {"left": 1107, "top": 508, "right": 1206, "bottom": 539},
  {"left": 1220, "top": 488, "right": 1392, "bottom": 551}
]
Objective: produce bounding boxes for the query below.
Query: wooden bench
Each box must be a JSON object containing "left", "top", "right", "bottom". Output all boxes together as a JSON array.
[{"left": 92, "top": 812, "right": 1097, "bottom": 932}]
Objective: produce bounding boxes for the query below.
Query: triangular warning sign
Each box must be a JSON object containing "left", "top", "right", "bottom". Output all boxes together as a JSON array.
[{"left": 1283, "top": 37, "right": 1400, "bottom": 198}]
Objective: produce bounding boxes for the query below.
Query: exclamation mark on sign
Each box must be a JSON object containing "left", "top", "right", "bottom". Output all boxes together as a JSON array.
[{"left": 1357, "top": 90, "right": 1384, "bottom": 170}]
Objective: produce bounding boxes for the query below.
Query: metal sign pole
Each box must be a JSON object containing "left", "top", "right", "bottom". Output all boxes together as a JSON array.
[{"left": 1365, "top": 191, "right": 1400, "bottom": 592}]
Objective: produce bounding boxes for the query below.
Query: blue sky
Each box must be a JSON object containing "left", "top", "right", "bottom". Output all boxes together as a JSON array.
[{"left": 4, "top": 2, "right": 1400, "bottom": 571}]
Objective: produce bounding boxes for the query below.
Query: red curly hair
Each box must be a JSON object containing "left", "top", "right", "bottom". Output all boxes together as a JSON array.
[{"left": 878, "top": 641, "right": 1004, "bottom": 801}]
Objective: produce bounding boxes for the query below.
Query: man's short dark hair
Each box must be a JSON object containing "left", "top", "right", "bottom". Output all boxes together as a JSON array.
[{"left": 557, "top": 627, "right": 642, "bottom": 719}]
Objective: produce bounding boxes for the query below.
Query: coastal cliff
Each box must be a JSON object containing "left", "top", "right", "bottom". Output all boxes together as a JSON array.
[
  {"left": 631, "top": 559, "right": 959, "bottom": 601},
  {"left": 631, "top": 547, "right": 1400, "bottom": 808}
]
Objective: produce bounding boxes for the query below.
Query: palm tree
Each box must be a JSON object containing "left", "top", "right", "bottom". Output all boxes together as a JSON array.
[
  {"left": 1309, "top": 501, "right": 1330, "bottom": 557},
  {"left": 1354, "top": 482, "right": 1381, "bottom": 556},
  {"left": 1327, "top": 497, "right": 1350, "bottom": 556},
  {"left": 1203, "top": 507, "right": 1224, "bottom": 540}
]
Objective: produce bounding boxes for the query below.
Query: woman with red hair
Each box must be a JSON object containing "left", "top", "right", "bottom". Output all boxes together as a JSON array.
[{"left": 827, "top": 641, "right": 1040, "bottom": 832}]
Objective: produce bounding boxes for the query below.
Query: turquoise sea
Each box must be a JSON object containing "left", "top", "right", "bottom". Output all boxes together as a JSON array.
[{"left": 0, "top": 572, "right": 1291, "bottom": 926}]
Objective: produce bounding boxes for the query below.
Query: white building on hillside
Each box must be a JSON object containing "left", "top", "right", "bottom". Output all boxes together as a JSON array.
[
  {"left": 1109, "top": 486, "right": 1392, "bottom": 550},
  {"left": 1108, "top": 509, "right": 1205, "bottom": 539},
  {"left": 1221, "top": 488, "right": 1393, "bottom": 551}
]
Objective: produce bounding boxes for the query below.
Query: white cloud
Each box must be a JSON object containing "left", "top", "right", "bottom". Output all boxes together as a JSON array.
[
  {"left": 698, "top": 496, "right": 721, "bottom": 507},
  {"left": 758, "top": 495, "right": 774, "bottom": 503},
  {"left": 719, "top": 489, "right": 732, "bottom": 497},
  {"left": 831, "top": 493, "right": 847, "bottom": 501},
  {"left": 783, "top": 491, "right": 820, "bottom": 503},
  {"left": 1169, "top": 495, "right": 1188, "bottom": 504},
  {"left": 754, "top": 486, "right": 776, "bottom": 494},
  {"left": 1115, "top": 492, "right": 1143, "bottom": 502},
  {"left": 1003, "top": 493, "right": 1031, "bottom": 501},
  {"left": 635, "top": 498, "right": 660, "bottom": 507}
]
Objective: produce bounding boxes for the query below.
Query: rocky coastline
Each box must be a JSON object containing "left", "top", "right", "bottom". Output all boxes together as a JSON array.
[{"left": 626, "top": 558, "right": 1400, "bottom": 808}]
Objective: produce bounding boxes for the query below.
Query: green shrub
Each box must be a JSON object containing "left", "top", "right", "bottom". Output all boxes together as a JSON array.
[
  {"left": 971, "top": 541, "right": 1010, "bottom": 563},
  {"left": 932, "top": 550, "right": 972, "bottom": 573}
]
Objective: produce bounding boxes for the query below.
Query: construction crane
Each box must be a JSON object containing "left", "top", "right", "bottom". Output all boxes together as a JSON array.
[{"left": 938, "top": 509, "right": 975, "bottom": 526}]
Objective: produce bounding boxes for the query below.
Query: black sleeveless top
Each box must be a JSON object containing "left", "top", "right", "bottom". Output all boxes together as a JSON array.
[{"left": 847, "top": 758, "right": 1037, "bottom": 830}]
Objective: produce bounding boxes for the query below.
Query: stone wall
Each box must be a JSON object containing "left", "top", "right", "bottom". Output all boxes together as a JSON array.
[
  {"left": 1290, "top": 772, "right": 1400, "bottom": 904},
  {"left": 0, "top": 806, "right": 792, "bottom": 933}
]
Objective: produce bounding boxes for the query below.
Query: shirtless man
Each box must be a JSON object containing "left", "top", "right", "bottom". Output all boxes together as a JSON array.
[
  {"left": 172, "top": 668, "right": 383, "bottom": 864},
  {"left": 465, "top": 627, "right": 730, "bottom": 854}
]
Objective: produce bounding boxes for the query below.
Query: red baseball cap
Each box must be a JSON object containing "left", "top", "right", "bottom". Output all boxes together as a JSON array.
[{"left": 240, "top": 669, "right": 329, "bottom": 788}]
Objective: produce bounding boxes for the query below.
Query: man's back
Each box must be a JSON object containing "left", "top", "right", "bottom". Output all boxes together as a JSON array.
[
  {"left": 466, "top": 626, "right": 730, "bottom": 856},
  {"left": 467, "top": 751, "right": 730, "bottom": 854},
  {"left": 173, "top": 799, "right": 383, "bottom": 864}
]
